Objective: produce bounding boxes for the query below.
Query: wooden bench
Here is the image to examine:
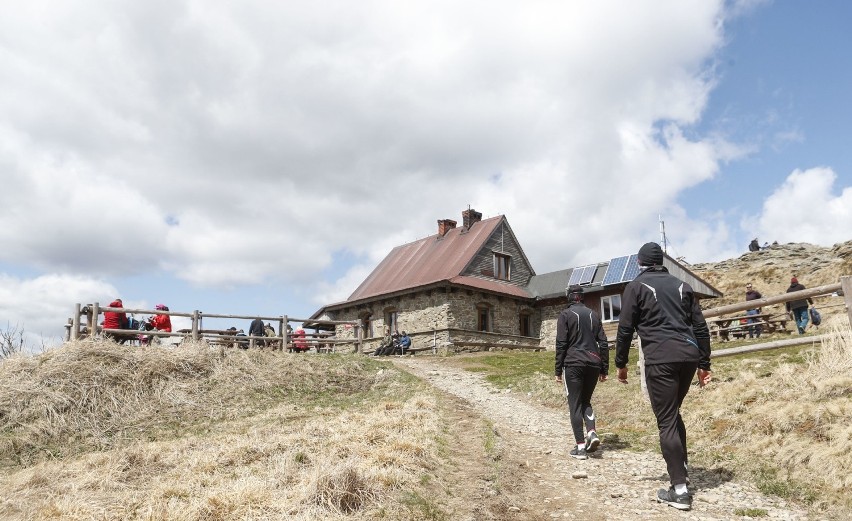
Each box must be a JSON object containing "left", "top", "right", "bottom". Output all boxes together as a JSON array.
[{"left": 708, "top": 313, "right": 788, "bottom": 341}]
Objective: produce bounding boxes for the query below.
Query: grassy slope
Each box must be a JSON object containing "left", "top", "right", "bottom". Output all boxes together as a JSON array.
[{"left": 0, "top": 341, "right": 467, "bottom": 520}]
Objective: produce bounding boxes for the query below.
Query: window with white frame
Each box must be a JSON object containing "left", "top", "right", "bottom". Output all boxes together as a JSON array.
[{"left": 600, "top": 294, "right": 621, "bottom": 322}]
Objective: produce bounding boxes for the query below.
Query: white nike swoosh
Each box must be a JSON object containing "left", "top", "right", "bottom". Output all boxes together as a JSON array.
[{"left": 586, "top": 413, "right": 595, "bottom": 421}]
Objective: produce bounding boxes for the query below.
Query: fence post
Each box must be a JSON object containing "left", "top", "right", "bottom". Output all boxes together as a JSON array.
[
  {"left": 72, "top": 303, "right": 81, "bottom": 341},
  {"left": 283, "top": 315, "right": 289, "bottom": 351},
  {"left": 192, "top": 311, "right": 200, "bottom": 341},
  {"left": 64, "top": 318, "right": 72, "bottom": 342},
  {"left": 92, "top": 302, "right": 100, "bottom": 338},
  {"left": 841, "top": 276, "right": 852, "bottom": 329}
]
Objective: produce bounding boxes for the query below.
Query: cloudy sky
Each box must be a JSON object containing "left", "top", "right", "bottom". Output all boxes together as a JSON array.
[{"left": 2, "top": 0, "right": 850, "bottom": 349}]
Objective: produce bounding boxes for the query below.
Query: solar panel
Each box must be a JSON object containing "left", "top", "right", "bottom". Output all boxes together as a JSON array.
[
  {"left": 579, "top": 265, "right": 597, "bottom": 285},
  {"left": 621, "top": 254, "right": 642, "bottom": 282},
  {"left": 602, "top": 256, "right": 629, "bottom": 285},
  {"left": 567, "top": 267, "right": 584, "bottom": 286}
]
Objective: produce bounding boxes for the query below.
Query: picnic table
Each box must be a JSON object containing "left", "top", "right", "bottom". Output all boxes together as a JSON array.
[{"left": 707, "top": 312, "right": 789, "bottom": 341}]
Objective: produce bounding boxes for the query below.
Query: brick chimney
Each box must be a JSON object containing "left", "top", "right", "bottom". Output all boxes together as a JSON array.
[
  {"left": 437, "top": 219, "right": 457, "bottom": 237},
  {"left": 462, "top": 208, "right": 482, "bottom": 230}
]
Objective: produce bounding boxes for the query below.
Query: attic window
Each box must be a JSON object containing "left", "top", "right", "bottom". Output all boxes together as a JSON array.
[{"left": 493, "top": 253, "right": 511, "bottom": 281}]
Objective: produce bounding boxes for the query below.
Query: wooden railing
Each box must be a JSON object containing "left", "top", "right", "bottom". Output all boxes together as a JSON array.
[
  {"left": 65, "top": 303, "right": 361, "bottom": 352},
  {"left": 704, "top": 276, "right": 852, "bottom": 358}
]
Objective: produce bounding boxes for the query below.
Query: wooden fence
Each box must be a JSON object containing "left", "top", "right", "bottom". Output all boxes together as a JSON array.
[
  {"left": 705, "top": 276, "right": 852, "bottom": 358},
  {"left": 65, "top": 303, "right": 361, "bottom": 353}
]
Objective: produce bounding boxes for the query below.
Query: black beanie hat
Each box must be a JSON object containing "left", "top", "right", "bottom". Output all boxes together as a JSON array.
[
  {"left": 565, "top": 284, "right": 584, "bottom": 300},
  {"left": 638, "top": 242, "right": 664, "bottom": 266}
]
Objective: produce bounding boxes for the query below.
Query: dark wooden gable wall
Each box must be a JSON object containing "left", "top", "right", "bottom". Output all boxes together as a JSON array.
[{"left": 462, "top": 217, "right": 534, "bottom": 286}]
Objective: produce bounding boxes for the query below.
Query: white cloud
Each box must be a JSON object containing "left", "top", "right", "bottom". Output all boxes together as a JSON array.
[
  {"left": 752, "top": 168, "right": 852, "bottom": 245},
  {"left": 0, "top": 273, "right": 119, "bottom": 351},
  {"left": 2, "top": 0, "right": 756, "bottom": 306}
]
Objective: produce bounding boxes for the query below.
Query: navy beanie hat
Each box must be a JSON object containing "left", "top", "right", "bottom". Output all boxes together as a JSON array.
[{"left": 638, "top": 242, "right": 664, "bottom": 266}]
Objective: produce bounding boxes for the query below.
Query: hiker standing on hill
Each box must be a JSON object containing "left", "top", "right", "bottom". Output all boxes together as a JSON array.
[
  {"left": 786, "top": 277, "right": 813, "bottom": 334},
  {"left": 615, "top": 242, "right": 712, "bottom": 511},
  {"left": 745, "top": 283, "right": 763, "bottom": 338},
  {"left": 555, "top": 284, "right": 609, "bottom": 460}
]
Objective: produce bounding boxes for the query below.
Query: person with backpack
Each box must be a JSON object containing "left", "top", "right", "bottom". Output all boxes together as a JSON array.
[
  {"left": 786, "top": 277, "right": 813, "bottom": 334},
  {"left": 615, "top": 242, "right": 711, "bottom": 511},
  {"left": 555, "top": 284, "right": 609, "bottom": 460}
]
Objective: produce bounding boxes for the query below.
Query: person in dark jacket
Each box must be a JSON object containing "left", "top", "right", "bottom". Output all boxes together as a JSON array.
[
  {"left": 249, "top": 317, "right": 265, "bottom": 347},
  {"left": 785, "top": 277, "right": 813, "bottom": 334},
  {"left": 555, "top": 284, "right": 609, "bottom": 460},
  {"left": 615, "top": 242, "right": 712, "bottom": 511},
  {"left": 745, "top": 283, "right": 763, "bottom": 338}
]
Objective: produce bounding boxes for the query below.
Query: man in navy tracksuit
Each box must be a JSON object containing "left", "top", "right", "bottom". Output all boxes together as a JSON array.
[
  {"left": 555, "top": 284, "right": 609, "bottom": 460},
  {"left": 615, "top": 242, "right": 712, "bottom": 511}
]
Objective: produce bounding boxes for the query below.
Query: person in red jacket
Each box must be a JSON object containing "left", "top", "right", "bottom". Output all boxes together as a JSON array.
[
  {"left": 143, "top": 304, "right": 172, "bottom": 345},
  {"left": 150, "top": 304, "right": 172, "bottom": 332},
  {"left": 102, "top": 298, "right": 129, "bottom": 343}
]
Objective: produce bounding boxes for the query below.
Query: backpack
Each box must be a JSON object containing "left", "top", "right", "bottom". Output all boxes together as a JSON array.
[{"left": 809, "top": 307, "right": 822, "bottom": 326}]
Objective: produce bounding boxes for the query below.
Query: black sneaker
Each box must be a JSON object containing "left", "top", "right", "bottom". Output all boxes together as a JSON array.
[
  {"left": 586, "top": 432, "right": 600, "bottom": 453},
  {"left": 656, "top": 487, "right": 692, "bottom": 511},
  {"left": 569, "top": 446, "right": 587, "bottom": 460}
]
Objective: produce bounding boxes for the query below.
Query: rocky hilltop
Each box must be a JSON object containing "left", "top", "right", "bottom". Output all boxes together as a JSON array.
[{"left": 689, "top": 240, "right": 852, "bottom": 327}]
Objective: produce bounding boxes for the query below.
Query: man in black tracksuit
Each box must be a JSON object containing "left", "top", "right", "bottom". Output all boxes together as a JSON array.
[
  {"left": 556, "top": 284, "right": 609, "bottom": 460},
  {"left": 615, "top": 242, "right": 712, "bottom": 511}
]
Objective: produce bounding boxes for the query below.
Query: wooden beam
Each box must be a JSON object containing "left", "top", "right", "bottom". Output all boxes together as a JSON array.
[
  {"left": 703, "top": 282, "right": 842, "bottom": 318},
  {"left": 712, "top": 335, "right": 828, "bottom": 358}
]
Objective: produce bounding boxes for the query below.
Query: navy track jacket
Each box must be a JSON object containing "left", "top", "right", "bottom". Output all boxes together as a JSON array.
[
  {"left": 555, "top": 302, "right": 610, "bottom": 376},
  {"left": 615, "top": 266, "right": 711, "bottom": 370}
]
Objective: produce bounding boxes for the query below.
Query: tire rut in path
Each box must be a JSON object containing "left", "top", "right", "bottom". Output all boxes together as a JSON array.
[{"left": 393, "top": 357, "right": 809, "bottom": 521}]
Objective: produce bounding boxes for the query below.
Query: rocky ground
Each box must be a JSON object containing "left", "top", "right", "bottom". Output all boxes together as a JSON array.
[{"left": 393, "top": 357, "right": 810, "bottom": 521}]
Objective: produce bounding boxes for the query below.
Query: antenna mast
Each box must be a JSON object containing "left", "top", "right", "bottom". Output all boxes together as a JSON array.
[{"left": 659, "top": 215, "right": 667, "bottom": 253}]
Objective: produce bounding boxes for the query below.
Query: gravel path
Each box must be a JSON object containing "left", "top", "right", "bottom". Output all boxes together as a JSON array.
[{"left": 393, "top": 357, "right": 810, "bottom": 520}]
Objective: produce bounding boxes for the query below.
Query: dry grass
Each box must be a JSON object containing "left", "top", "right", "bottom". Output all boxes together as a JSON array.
[
  {"left": 0, "top": 340, "right": 450, "bottom": 520},
  {"left": 689, "top": 325, "right": 852, "bottom": 513}
]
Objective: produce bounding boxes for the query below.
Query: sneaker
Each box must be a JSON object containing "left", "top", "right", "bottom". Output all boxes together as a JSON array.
[
  {"left": 569, "top": 446, "right": 587, "bottom": 460},
  {"left": 656, "top": 487, "right": 692, "bottom": 511},
  {"left": 586, "top": 432, "right": 600, "bottom": 453}
]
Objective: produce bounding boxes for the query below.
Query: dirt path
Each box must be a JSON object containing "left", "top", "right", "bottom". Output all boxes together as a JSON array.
[{"left": 393, "top": 356, "right": 809, "bottom": 521}]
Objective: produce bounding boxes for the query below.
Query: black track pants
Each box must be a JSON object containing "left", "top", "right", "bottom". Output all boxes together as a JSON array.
[
  {"left": 562, "top": 365, "right": 600, "bottom": 444},
  {"left": 644, "top": 361, "right": 698, "bottom": 486}
]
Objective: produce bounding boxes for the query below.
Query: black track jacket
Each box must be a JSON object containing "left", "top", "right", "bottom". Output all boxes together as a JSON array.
[
  {"left": 555, "top": 302, "right": 610, "bottom": 377},
  {"left": 614, "top": 266, "right": 711, "bottom": 370}
]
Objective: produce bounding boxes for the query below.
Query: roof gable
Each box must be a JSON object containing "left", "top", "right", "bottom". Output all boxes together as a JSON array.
[{"left": 347, "top": 215, "right": 513, "bottom": 302}]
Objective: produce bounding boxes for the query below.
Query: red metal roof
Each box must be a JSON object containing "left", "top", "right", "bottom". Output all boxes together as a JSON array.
[{"left": 347, "top": 215, "right": 529, "bottom": 302}]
